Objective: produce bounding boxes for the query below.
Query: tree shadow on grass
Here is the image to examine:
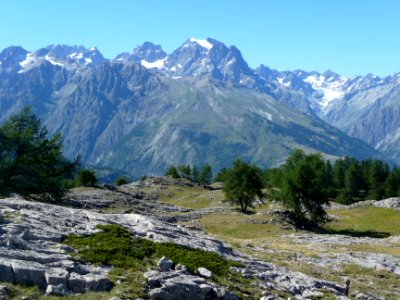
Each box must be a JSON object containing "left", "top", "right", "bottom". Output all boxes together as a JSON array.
[
  {"left": 323, "top": 228, "right": 390, "bottom": 238},
  {"left": 233, "top": 208, "right": 256, "bottom": 215}
]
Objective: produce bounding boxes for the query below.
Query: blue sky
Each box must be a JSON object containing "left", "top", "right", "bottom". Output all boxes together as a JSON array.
[{"left": 1, "top": 0, "right": 399, "bottom": 76}]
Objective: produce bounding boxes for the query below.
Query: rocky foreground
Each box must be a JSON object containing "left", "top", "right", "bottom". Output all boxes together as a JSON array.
[
  {"left": 1, "top": 180, "right": 399, "bottom": 299},
  {"left": 0, "top": 194, "right": 351, "bottom": 300}
]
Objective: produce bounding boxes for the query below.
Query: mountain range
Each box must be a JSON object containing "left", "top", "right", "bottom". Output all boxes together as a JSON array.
[{"left": 0, "top": 38, "right": 397, "bottom": 177}]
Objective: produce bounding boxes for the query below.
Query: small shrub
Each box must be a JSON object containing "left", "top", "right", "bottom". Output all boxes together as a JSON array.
[
  {"left": 76, "top": 169, "right": 97, "bottom": 187},
  {"left": 64, "top": 224, "right": 240, "bottom": 274},
  {"left": 63, "top": 225, "right": 255, "bottom": 298},
  {"left": 115, "top": 176, "right": 129, "bottom": 186},
  {"left": 155, "top": 242, "right": 240, "bottom": 276},
  {"left": 64, "top": 179, "right": 76, "bottom": 189},
  {"left": 64, "top": 224, "right": 155, "bottom": 267}
]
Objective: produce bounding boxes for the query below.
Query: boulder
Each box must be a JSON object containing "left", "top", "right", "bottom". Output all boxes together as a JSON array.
[
  {"left": 68, "top": 272, "right": 87, "bottom": 293},
  {"left": 175, "top": 264, "right": 187, "bottom": 272},
  {"left": 302, "top": 290, "right": 324, "bottom": 298},
  {"left": 11, "top": 261, "right": 46, "bottom": 288},
  {"left": 84, "top": 273, "right": 113, "bottom": 291},
  {"left": 68, "top": 272, "right": 112, "bottom": 293},
  {"left": 197, "top": 267, "right": 212, "bottom": 278},
  {"left": 259, "top": 296, "right": 275, "bottom": 300},
  {"left": 146, "top": 269, "right": 237, "bottom": 300},
  {"left": 45, "top": 268, "right": 69, "bottom": 286},
  {"left": 45, "top": 283, "right": 70, "bottom": 296},
  {"left": 0, "top": 260, "right": 14, "bottom": 282},
  {"left": 0, "top": 285, "right": 10, "bottom": 300},
  {"left": 158, "top": 256, "right": 173, "bottom": 272}
]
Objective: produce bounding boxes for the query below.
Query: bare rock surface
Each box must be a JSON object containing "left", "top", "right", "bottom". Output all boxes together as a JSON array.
[
  {"left": 282, "top": 232, "right": 400, "bottom": 276},
  {"left": 145, "top": 268, "right": 237, "bottom": 300},
  {"left": 0, "top": 197, "right": 348, "bottom": 297},
  {"left": 328, "top": 197, "right": 400, "bottom": 211},
  {"left": 67, "top": 186, "right": 184, "bottom": 218}
]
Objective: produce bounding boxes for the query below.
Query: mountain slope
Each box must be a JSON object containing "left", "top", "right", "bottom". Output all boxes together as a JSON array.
[{"left": 0, "top": 42, "right": 388, "bottom": 176}]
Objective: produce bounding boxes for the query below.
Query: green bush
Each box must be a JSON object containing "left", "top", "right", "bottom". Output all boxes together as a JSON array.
[
  {"left": 64, "top": 224, "right": 240, "bottom": 275},
  {"left": 155, "top": 242, "right": 238, "bottom": 276},
  {"left": 64, "top": 224, "right": 155, "bottom": 267},
  {"left": 76, "top": 169, "right": 97, "bottom": 187},
  {"left": 63, "top": 179, "right": 76, "bottom": 189},
  {"left": 115, "top": 176, "right": 129, "bottom": 186}
]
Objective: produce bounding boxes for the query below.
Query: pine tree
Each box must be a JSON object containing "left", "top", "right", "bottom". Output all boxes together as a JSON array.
[
  {"left": 198, "top": 164, "right": 213, "bottom": 185},
  {"left": 223, "top": 160, "right": 264, "bottom": 213},
  {"left": 178, "top": 165, "right": 191, "bottom": 179},
  {"left": 278, "top": 150, "right": 329, "bottom": 225},
  {"left": 383, "top": 167, "right": 400, "bottom": 198},
  {"left": 191, "top": 165, "right": 200, "bottom": 183},
  {"left": 0, "top": 107, "right": 78, "bottom": 202},
  {"left": 337, "top": 161, "right": 362, "bottom": 204},
  {"left": 165, "top": 165, "right": 180, "bottom": 179}
]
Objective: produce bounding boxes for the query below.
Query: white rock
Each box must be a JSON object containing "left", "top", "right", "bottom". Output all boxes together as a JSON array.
[
  {"left": 197, "top": 267, "right": 212, "bottom": 278},
  {"left": 45, "top": 283, "right": 69, "bottom": 296}
]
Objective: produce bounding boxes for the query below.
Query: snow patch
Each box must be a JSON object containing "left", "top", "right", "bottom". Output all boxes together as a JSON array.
[
  {"left": 141, "top": 58, "right": 166, "bottom": 69},
  {"left": 19, "top": 53, "right": 35, "bottom": 69},
  {"left": 226, "top": 58, "right": 236, "bottom": 65},
  {"left": 189, "top": 38, "right": 213, "bottom": 50},
  {"left": 45, "top": 54, "right": 64, "bottom": 66},
  {"left": 261, "top": 111, "right": 273, "bottom": 121},
  {"left": 85, "top": 58, "right": 92, "bottom": 65},
  {"left": 249, "top": 108, "right": 273, "bottom": 121},
  {"left": 277, "top": 77, "right": 291, "bottom": 87},
  {"left": 69, "top": 52, "right": 83, "bottom": 59},
  {"left": 304, "top": 75, "right": 348, "bottom": 109}
]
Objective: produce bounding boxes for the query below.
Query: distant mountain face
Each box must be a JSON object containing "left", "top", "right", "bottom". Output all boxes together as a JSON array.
[
  {"left": 255, "top": 65, "right": 400, "bottom": 164},
  {"left": 0, "top": 39, "right": 394, "bottom": 176}
]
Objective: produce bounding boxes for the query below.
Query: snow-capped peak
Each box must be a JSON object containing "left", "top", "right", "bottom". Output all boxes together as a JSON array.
[{"left": 189, "top": 38, "right": 213, "bottom": 50}]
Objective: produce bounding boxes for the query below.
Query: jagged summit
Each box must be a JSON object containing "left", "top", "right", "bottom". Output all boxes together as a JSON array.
[
  {"left": 133, "top": 41, "right": 167, "bottom": 62},
  {"left": 115, "top": 41, "right": 167, "bottom": 65},
  {"left": 0, "top": 46, "right": 28, "bottom": 70},
  {"left": 0, "top": 44, "right": 107, "bottom": 73}
]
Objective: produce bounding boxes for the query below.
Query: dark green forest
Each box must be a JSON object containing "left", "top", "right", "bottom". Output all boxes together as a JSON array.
[{"left": 265, "top": 155, "right": 400, "bottom": 204}]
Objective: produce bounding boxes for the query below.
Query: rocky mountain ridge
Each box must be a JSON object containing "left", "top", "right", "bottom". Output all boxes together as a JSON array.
[{"left": 0, "top": 39, "right": 396, "bottom": 176}]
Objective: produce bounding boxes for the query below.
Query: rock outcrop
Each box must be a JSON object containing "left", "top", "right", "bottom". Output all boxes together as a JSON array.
[
  {"left": 328, "top": 197, "right": 400, "bottom": 211},
  {"left": 0, "top": 197, "right": 347, "bottom": 298},
  {"left": 145, "top": 268, "right": 237, "bottom": 300}
]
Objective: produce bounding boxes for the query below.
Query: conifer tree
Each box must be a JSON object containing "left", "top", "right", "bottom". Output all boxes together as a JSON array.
[{"left": 0, "top": 107, "right": 78, "bottom": 202}]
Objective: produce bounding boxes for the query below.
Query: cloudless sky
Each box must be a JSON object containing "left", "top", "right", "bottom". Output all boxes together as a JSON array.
[{"left": 1, "top": 0, "right": 399, "bottom": 76}]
